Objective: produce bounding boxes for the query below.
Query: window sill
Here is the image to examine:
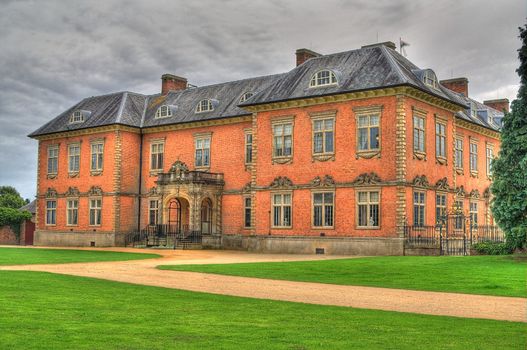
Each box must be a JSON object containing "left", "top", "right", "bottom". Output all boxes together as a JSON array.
[
  {"left": 413, "top": 151, "right": 427, "bottom": 160},
  {"left": 149, "top": 170, "right": 163, "bottom": 176},
  {"left": 271, "top": 226, "right": 292, "bottom": 230},
  {"left": 455, "top": 168, "right": 464, "bottom": 175},
  {"left": 90, "top": 170, "right": 103, "bottom": 176},
  {"left": 312, "top": 226, "right": 335, "bottom": 230},
  {"left": 45, "top": 224, "right": 56, "bottom": 227},
  {"left": 435, "top": 156, "right": 447, "bottom": 165},
  {"left": 312, "top": 153, "right": 335, "bottom": 162},
  {"left": 356, "top": 226, "right": 380, "bottom": 230},
  {"left": 195, "top": 166, "right": 210, "bottom": 172},
  {"left": 47, "top": 174, "right": 58, "bottom": 179},
  {"left": 356, "top": 150, "right": 380, "bottom": 159},
  {"left": 272, "top": 157, "right": 293, "bottom": 165},
  {"left": 470, "top": 171, "right": 478, "bottom": 178},
  {"left": 68, "top": 172, "right": 80, "bottom": 178}
]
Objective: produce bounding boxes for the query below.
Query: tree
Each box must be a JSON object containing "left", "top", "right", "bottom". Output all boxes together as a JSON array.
[
  {"left": 491, "top": 23, "right": 527, "bottom": 250},
  {"left": 0, "top": 186, "right": 26, "bottom": 209}
]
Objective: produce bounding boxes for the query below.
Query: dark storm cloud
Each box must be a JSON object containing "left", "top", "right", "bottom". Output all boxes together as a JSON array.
[{"left": 0, "top": 0, "right": 524, "bottom": 199}]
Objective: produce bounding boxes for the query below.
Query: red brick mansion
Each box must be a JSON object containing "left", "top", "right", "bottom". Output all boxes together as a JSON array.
[{"left": 30, "top": 42, "right": 506, "bottom": 254}]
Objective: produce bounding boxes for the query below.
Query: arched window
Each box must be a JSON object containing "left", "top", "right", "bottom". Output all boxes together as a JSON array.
[
  {"left": 155, "top": 105, "right": 173, "bottom": 119},
  {"left": 69, "top": 111, "right": 84, "bottom": 124},
  {"left": 239, "top": 92, "right": 254, "bottom": 103},
  {"left": 196, "top": 99, "right": 214, "bottom": 113},
  {"left": 423, "top": 70, "right": 438, "bottom": 89},
  {"left": 309, "top": 70, "right": 337, "bottom": 88}
]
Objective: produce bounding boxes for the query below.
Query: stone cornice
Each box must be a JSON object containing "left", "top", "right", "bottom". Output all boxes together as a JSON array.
[
  {"left": 455, "top": 119, "right": 501, "bottom": 140},
  {"left": 31, "top": 124, "right": 140, "bottom": 141},
  {"left": 243, "top": 86, "right": 464, "bottom": 114},
  {"left": 142, "top": 115, "right": 251, "bottom": 134}
]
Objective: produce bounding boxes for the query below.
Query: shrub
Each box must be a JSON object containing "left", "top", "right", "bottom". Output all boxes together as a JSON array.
[
  {"left": 0, "top": 207, "right": 32, "bottom": 240},
  {"left": 472, "top": 241, "right": 512, "bottom": 255}
]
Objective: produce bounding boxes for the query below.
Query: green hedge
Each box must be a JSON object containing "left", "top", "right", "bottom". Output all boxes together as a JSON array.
[{"left": 472, "top": 241, "right": 512, "bottom": 255}]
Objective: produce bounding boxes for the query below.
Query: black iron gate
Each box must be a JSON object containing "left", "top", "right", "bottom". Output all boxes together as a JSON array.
[{"left": 439, "top": 214, "right": 468, "bottom": 256}]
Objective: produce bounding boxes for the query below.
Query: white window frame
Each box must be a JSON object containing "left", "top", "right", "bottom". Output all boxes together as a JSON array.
[
  {"left": 150, "top": 141, "right": 165, "bottom": 171},
  {"left": 155, "top": 105, "right": 172, "bottom": 119},
  {"left": 312, "top": 191, "right": 335, "bottom": 229},
  {"left": 68, "top": 143, "right": 81, "bottom": 173},
  {"left": 435, "top": 120, "right": 446, "bottom": 160},
  {"left": 66, "top": 199, "right": 78, "bottom": 226},
  {"left": 244, "top": 131, "right": 253, "bottom": 165},
  {"left": 455, "top": 137, "right": 464, "bottom": 170},
  {"left": 47, "top": 145, "right": 59, "bottom": 175},
  {"left": 423, "top": 70, "right": 438, "bottom": 89},
  {"left": 272, "top": 117, "right": 294, "bottom": 162},
  {"left": 45, "top": 200, "right": 56, "bottom": 226},
  {"left": 470, "top": 201, "right": 478, "bottom": 227},
  {"left": 89, "top": 198, "right": 102, "bottom": 226},
  {"left": 194, "top": 134, "right": 211, "bottom": 168},
  {"left": 413, "top": 115, "right": 426, "bottom": 154},
  {"left": 413, "top": 191, "right": 426, "bottom": 227},
  {"left": 309, "top": 70, "right": 338, "bottom": 88},
  {"left": 69, "top": 110, "right": 84, "bottom": 124},
  {"left": 469, "top": 140, "right": 478, "bottom": 174},
  {"left": 272, "top": 192, "right": 292, "bottom": 228},
  {"left": 435, "top": 193, "right": 447, "bottom": 224},
  {"left": 312, "top": 116, "right": 335, "bottom": 155},
  {"left": 149, "top": 199, "right": 159, "bottom": 226},
  {"left": 486, "top": 144, "right": 494, "bottom": 177},
  {"left": 356, "top": 189, "right": 380, "bottom": 229},
  {"left": 195, "top": 99, "right": 213, "bottom": 113},
  {"left": 90, "top": 141, "right": 104, "bottom": 172}
]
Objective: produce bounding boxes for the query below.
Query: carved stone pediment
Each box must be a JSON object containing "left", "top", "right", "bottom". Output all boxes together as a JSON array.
[
  {"left": 435, "top": 177, "right": 450, "bottom": 191},
  {"left": 352, "top": 172, "right": 381, "bottom": 185},
  {"left": 455, "top": 185, "right": 466, "bottom": 197},
  {"left": 45, "top": 187, "right": 57, "bottom": 198},
  {"left": 169, "top": 160, "right": 189, "bottom": 175},
  {"left": 310, "top": 175, "right": 335, "bottom": 187},
  {"left": 88, "top": 186, "right": 103, "bottom": 196},
  {"left": 270, "top": 176, "right": 293, "bottom": 189},
  {"left": 149, "top": 186, "right": 159, "bottom": 195},
  {"left": 65, "top": 186, "right": 80, "bottom": 197},
  {"left": 242, "top": 182, "right": 252, "bottom": 193},
  {"left": 412, "top": 175, "right": 429, "bottom": 188},
  {"left": 483, "top": 187, "right": 491, "bottom": 199},
  {"left": 470, "top": 189, "right": 480, "bottom": 199}
]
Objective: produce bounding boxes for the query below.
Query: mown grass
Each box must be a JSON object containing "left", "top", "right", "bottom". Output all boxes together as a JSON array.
[
  {"left": 0, "top": 271, "right": 525, "bottom": 349},
  {"left": 0, "top": 247, "right": 159, "bottom": 265},
  {"left": 160, "top": 255, "right": 527, "bottom": 297}
]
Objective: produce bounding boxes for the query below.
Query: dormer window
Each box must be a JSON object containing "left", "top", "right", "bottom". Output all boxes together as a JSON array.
[
  {"left": 309, "top": 70, "right": 337, "bottom": 88},
  {"left": 240, "top": 92, "right": 254, "bottom": 103},
  {"left": 471, "top": 102, "right": 477, "bottom": 118},
  {"left": 70, "top": 111, "right": 84, "bottom": 124},
  {"left": 155, "top": 105, "right": 174, "bottom": 119},
  {"left": 196, "top": 99, "right": 214, "bottom": 113},
  {"left": 423, "top": 70, "right": 438, "bottom": 89}
]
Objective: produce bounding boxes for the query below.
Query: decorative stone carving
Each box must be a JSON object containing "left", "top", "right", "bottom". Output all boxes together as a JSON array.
[
  {"left": 352, "top": 172, "right": 381, "bottom": 185},
  {"left": 412, "top": 175, "right": 429, "bottom": 188},
  {"left": 310, "top": 175, "right": 335, "bottom": 187},
  {"left": 270, "top": 176, "right": 293, "bottom": 188},
  {"left": 470, "top": 189, "right": 480, "bottom": 199},
  {"left": 242, "top": 182, "right": 252, "bottom": 193},
  {"left": 88, "top": 186, "right": 103, "bottom": 196},
  {"left": 483, "top": 187, "right": 491, "bottom": 199},
  {"left": 65, "top": 186, "right": 80, "bottom": 197},
  {"left": 169, "top": 160, "right": 189, "bottom": 175},
  {"left": 455, "top": 185, "right": 466, "bottom": 197},
  {"left": 435, "top": 177, "right": 450, "bottom": 191},
  {"left": 45, "top": 187, "right": 57, "bottom": 198},
  {"left": 149, "top": 186, "right": 159, "bottom": 195}
]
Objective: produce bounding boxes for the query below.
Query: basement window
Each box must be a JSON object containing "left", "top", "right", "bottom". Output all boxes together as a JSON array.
[
  {"left": 196, "top": 99, "right": 214, "bottom": 113},
  {"left": 309, "top": 70, "right": 338, "bottom": 88}
]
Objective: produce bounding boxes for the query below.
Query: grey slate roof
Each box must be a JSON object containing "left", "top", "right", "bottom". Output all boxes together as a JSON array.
[
  {"left": 20, "top": 200, "right": 36, "bottom": 214},
  {"left": 30, "top": 44, "right": 500, "bottom": 137},
  {"left": 455, "top": 94, "right": 503, "bottom": 131}
]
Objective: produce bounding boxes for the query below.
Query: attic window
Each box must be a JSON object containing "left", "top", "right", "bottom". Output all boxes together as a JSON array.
[
  {"left": 155, "top": 105, "right": 173, "bottom": 119},
  {"left": 309, "top": 70, "right": 337, "bottom": 88},
  {"left": 423, "top": 70, "right": 438, "bottom": 89},
  {"left": 196, "top": 99, "right": 214, "bottom": 113},
  {"left": 471, "top": 102, "right": 477, "bottom": 118},
  {"left": 240, "top": 92, "right": 254, "bottom": 103},
  {"left": 69, "top": 111, "right": 84, "bottom": 124}
]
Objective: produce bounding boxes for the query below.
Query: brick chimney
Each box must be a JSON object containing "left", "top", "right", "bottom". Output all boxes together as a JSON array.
[
  {"left": 295, "top": 48, "right": 321, "bottom": 66},
  {"left": 483, "top": 98, "right": 510, "bottom": 113},
  {"left": 440, "top": 77, "right": 469, "bottom": 97},
  {"left": 161, "top": 74, "right": 187, "bottom": 95}
]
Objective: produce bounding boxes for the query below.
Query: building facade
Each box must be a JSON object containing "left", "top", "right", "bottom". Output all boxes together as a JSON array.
[{"left": 29, "top": 42, "right": 506, "bottom": 254}]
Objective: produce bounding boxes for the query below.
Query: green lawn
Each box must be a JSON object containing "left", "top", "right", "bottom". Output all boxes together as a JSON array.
[
  {"left": 160, "top": 255, "right": 527, "bottom": 298},
  {"left": 0, "top": 247, "right": 159, "bottom": 265},
  {"left": 0, "top": 271, "right": 525, "bottom": 349}
]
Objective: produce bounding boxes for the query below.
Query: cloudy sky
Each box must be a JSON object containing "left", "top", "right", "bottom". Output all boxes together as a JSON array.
[{"left": 0, "top": 0, "right": 525, "bottom": 200}]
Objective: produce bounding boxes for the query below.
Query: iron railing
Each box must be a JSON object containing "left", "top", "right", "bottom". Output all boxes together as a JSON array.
[
  {"left": 404, "top": 225, "right": 442, "bottom": 246},
  {"left": 156, "top": 171, "right": 224, "bottom": 186},
  {"left": 470, "top": 225, "right": 505, "bottom": 243},
  {"left": 124, "top": 224, "right": 204, "bottom": 248}
]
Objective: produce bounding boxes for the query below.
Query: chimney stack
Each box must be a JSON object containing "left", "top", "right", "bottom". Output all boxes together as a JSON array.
[
  {"left": 440, "top": 77, "right": 469, "bottom": 97},
  {"left": 295, "top": 48, "right": 321, "bottom": 66},
  {"left": 483, "top": 98, "right": 510, "bottom": 113},
  {"left": 161, "top": 74, "right": 187, "bottom": 95}
]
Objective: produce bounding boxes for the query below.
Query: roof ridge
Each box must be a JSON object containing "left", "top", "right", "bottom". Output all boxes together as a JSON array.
[
  {"left": 140, "top": 96, "right": 149, "bottom": 128},
  {"left": 379, "top": 45, "right": 409, "bottom": 83}
]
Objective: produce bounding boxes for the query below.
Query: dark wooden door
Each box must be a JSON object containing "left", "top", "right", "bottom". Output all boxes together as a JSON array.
[{"left": 24, "top": 220, "right": 35, "bottom": 245}]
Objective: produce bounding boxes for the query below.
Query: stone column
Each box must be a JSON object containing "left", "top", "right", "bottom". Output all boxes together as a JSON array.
[{"left": 395, "top": 94, "right": 407, "bottom": 237}]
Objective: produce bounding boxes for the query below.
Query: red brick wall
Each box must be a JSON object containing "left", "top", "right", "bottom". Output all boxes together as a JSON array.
[{"left": 0, "top": 225, "right": 18, "bottom": 245}]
